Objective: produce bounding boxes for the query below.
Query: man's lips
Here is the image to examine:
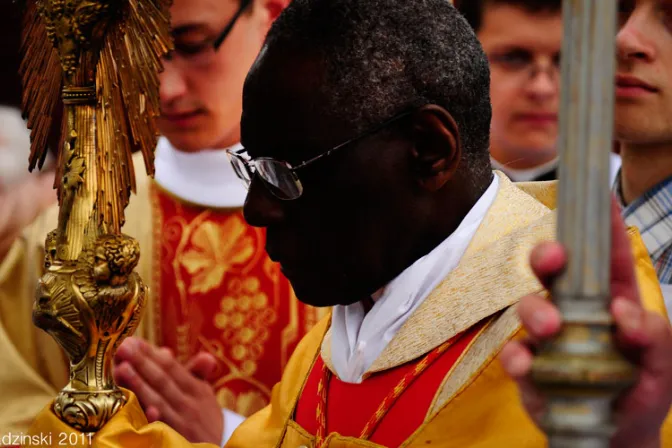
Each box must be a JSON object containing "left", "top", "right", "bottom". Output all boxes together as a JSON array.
[
  {"left": 515, "top": 113, "right": 557, "bottom": 125},
  {"left": 161, "top": 110, "right": 203, "bottom": 123},
  {"left": 616, "top": 74, "right": 658, "bottom": 97}
]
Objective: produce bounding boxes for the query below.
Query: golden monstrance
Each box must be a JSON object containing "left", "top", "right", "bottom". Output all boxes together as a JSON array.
[{"left": 20, "top": 0, "right": 172, "bottom": 431}]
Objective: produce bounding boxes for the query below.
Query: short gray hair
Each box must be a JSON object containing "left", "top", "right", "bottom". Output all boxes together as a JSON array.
[{"left": 265, "top": 0, "right": 493, "bottom": 179}]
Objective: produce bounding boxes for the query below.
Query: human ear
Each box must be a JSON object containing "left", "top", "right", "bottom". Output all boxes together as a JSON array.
[{"left": 409, "top": 104, "right": 461, "bottom": 192}]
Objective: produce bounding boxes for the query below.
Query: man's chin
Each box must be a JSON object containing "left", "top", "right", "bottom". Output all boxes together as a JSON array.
[
  {"left": 158, "top": 123, "right": 220, "bottom": 152},
  {"left": 614, "top": 120, "right": 672, "bottom": 145},
  {"left": 160, "top": 133, "right": 209, "bottom": 153}
]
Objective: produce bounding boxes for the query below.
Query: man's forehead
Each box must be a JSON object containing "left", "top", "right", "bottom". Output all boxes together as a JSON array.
[
  {"left": 170, "top": 0, "right": 239, "bottom": 27},
  {"left": 243, "top": 47, "right": 351, "bottom": 157},
  {"left": 245, "top": 45, "right": 325, "bottom": 116},
  {"left": 479, "top": 5, "right": 562, "bottom": 49}
]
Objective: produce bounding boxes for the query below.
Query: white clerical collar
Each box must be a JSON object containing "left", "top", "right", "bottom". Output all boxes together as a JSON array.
[
  {"left": 490, "top": 153, "right": 622, "bottom": 185},
  {"left": 490, "top": 156, "right": 558, "bottom": 182},
  {"left": 154, "top": 137, "right": 248, "bottom": 208},
  {"left": 330, "top": 174, "right": 500, "bottom": 383}
]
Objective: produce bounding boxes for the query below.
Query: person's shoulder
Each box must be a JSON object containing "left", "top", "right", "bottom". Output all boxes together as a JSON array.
[
  {"left": 512, "top": 179, "right": 558, "bottom": 211},
  {"left": 627, "top": 226, "right": 669, "bottom": 319}
]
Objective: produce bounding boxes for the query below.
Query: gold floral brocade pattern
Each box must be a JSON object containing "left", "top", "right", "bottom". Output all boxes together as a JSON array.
[
  {"left": 215, "top": 277, "right": 277, "bottom": 377},
  {"left": 180, "top": 220, "right": 255, "bottom": 294},
  {"left": 150, "top": 183, "right": 325, "bottom": 416}
]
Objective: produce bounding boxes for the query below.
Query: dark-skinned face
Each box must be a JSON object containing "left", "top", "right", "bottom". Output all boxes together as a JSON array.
[{"left": 241, "top": 46, "right": 470, "bottom": 307}]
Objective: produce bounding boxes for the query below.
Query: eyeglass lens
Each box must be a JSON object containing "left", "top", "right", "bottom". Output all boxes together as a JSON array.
[{"left": 229, "top": 154, "right": 304, "bottom": 200}]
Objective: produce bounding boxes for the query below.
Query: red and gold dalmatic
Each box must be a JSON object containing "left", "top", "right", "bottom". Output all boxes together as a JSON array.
[{"left": 150, "top": 183, "right": 324, "bottom": 416}]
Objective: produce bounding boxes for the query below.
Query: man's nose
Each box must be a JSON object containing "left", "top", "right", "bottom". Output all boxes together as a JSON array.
[
  {"left": 159, "top": 60, "right": 189, "bottom": 105},
  {"left": 525, "top": 57, "right": 559, "bottom": 100},
  {"left": 527, "top": 69, "right": 558, "bottom": 100},
  {"left": 617, "top": 10, "right": 656, "bottom": 64},
  {"left": 243, "top": 177, "right": 287, "bottom": 228}
]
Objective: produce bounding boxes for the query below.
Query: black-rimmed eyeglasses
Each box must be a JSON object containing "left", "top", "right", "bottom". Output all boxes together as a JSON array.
[
  {"left": 213, "top": 0, "right": 253, "bottom": 50},
  {"left": 227, "top": 110, "right": 414, "bottom": 201},
  {"left": 166, "top": 0, "right": 252, "bottom": 64}
]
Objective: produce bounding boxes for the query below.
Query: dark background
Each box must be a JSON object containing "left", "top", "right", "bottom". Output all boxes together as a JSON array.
[{"left": 0, "top": 1, "right": 24, "bottom": 108}]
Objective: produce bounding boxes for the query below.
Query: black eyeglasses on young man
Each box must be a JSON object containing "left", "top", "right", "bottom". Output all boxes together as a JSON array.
[{"left": 166, "top": 0, "right": 252, "bottom": 64}]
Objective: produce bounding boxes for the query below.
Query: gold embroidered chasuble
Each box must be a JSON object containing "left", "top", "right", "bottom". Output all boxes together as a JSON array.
[{"left": 25, "top": 172, "right": 672, "bottom": 447}]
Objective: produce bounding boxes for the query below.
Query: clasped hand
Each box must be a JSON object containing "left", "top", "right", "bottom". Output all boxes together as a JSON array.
[{"left": 113, "top": 337, "right": 224, "bottom": 446}]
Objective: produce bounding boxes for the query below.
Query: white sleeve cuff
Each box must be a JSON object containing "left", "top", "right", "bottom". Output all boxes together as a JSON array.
[{"left": 221, "top": 408, "right": 245, "bottom": 447}]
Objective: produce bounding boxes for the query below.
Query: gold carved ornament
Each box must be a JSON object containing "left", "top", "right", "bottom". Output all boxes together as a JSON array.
[{"left": 20, "top": 0, "right": 172, "bottom": 432}]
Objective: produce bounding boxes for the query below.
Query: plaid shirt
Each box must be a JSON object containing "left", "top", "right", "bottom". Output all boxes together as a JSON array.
[{"left": 616, "top": 174, "right": 672, "bottom": 284}]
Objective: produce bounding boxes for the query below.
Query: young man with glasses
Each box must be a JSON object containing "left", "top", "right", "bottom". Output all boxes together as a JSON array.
[
  {"left": 456, "top": 0, "right": 622, "bottom": 182},
  {"left": 29, "top": 0, "right": 672, "bottom": 446},
  {"left": 0, "top": 0, "right": 318, "bottom": 445}
]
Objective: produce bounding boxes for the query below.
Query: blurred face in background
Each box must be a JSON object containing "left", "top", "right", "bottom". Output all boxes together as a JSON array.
[
  {"left": 0, "top": 106, "right": 54, "bottom": 191},
  {"left": 615, "top": 0, "right": 672, "bottom": 146},
  {"left": 158, "top": 0, "right": 284, "bottom": 152},
  {"left": 0, "top": 106, "right": 32, "bottom": 189},
  {"left": 0, "top": 106, "right": 56, "bottom": 234},
  {"left": 478, "top": 4, "right": 561, "bottom": 169}
]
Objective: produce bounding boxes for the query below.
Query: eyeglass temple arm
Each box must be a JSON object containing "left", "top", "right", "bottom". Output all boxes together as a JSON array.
[
  {"left": 213, "top": 0, "right": 253, "bottom": 49},
  {"left": 235, "top": 110, "right": 415, "bottom": 172},
  {"left": 293, "top": 110, "right": 415, "bottom": 171}
]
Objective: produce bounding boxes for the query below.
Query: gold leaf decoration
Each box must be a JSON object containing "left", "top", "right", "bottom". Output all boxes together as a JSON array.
[
  {"left": 20, "top": 0, "right": 63, "bottom": 172},
  {"left": 96, "top": 0, "right": 173, "bottom": 233},
  {"left": 180, "top": 217, "right": 255, "bottom": 294},
  {"left": 21, "top": 0, "right": 173, "bottom": 234}
]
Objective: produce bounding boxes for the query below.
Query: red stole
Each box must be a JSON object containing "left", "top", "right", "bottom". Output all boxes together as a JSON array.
[
  {"left": 295, "top": 321, "right": 486, "bottom": 447},
  {"left": 150, "top": 183, "right": 324, "bottom": 417}
]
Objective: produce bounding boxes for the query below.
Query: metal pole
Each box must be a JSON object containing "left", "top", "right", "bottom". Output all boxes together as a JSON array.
[{"left": 531, "top": 1, "right": 635, "bottom": 446}]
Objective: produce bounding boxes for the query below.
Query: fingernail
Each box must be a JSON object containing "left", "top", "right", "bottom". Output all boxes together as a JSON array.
[
  {"left": 530, "top": 244, "right": 549, "bottom": 267},
  {"left": 501, "top": 346, "right": 532, "bottom": 377},
  {"left": 613, "top": 298, "right": 642, "bottom": 333},
  {"left": 121, "top": 338, "right": 139, "bottom": 356},
  {"left": 128, "top": 340, "right": 139, "bottom": 353},
  {"left": 115, "top": 345, "right": 129, "bottom": 359},
  {"left": 507, "top": 354, "right": 530, "bottom": 377},
  {"left": 158, "top": 347, "right": 173, "bottom": 362},
  {"left": 531, "top": 310, "right": 548, "bottom": 334},
  {"left": 116, "top": 362, "right": 135, "bottom": 379}
]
